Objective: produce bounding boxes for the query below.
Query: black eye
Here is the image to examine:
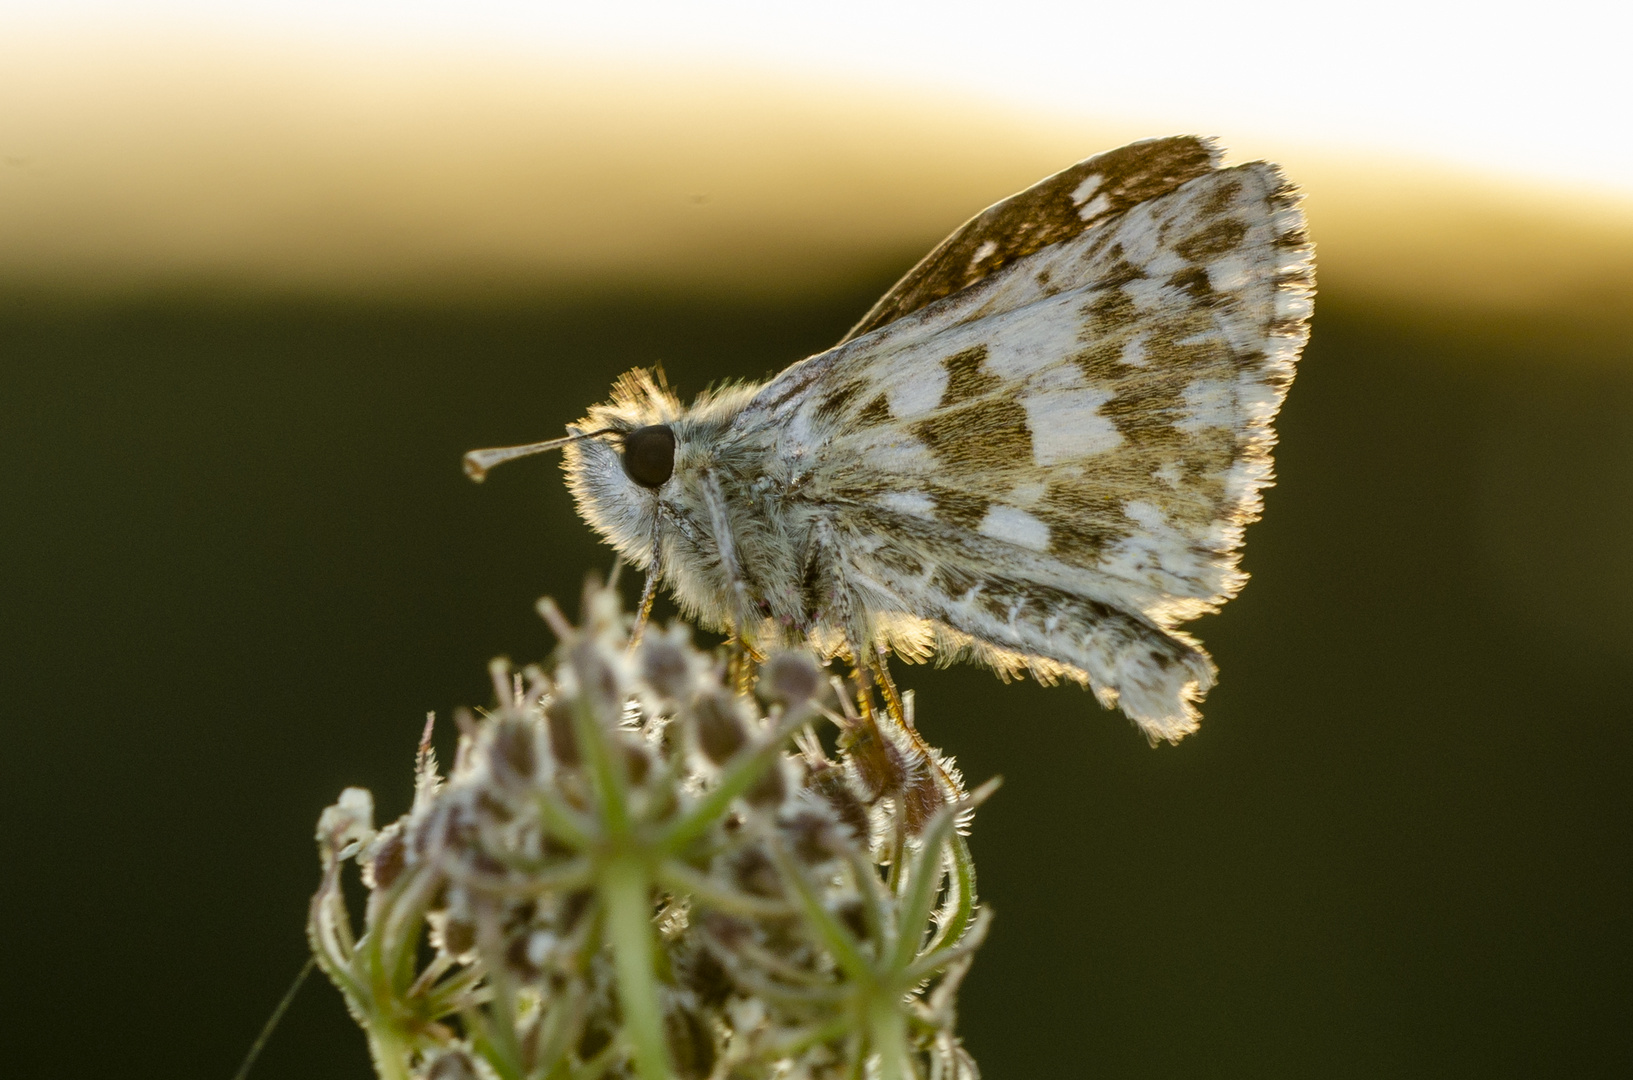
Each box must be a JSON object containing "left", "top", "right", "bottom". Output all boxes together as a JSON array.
[{"left": 622, "top": 425, "right": 676, "bottom": 489}]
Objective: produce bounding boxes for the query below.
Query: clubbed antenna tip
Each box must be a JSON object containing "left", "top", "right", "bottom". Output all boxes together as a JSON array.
[{"left": 462, "top": 428, "right": 619, "bottom": 482}]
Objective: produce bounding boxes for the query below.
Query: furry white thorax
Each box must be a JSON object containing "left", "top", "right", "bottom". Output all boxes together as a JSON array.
[{"left": 554, "top": 137, "right": 1314, "bottom": 744}]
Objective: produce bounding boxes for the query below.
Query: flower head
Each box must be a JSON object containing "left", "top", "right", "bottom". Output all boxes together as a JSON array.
[{"left": 310, "top": 579, "right": 991, "bottom": 1080}]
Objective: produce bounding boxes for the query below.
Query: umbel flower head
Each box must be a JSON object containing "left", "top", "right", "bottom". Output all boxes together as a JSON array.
[{"left": 310, "top": 578, "right": 994, "bottom": 1080}]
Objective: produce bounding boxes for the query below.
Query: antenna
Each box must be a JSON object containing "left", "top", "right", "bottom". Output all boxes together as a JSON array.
[{"left": 462, "top": 428, "right": 618, "bottom": 482}]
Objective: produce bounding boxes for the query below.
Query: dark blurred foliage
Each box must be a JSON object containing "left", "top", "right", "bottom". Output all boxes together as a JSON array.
[{"left": 1, "top": 274, "right": 1629, "bottom": 1079}]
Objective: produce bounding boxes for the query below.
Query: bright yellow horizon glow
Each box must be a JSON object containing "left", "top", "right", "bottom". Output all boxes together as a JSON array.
[
  {"left": 2, "top": 33, "right": 1631, "bottom": 316},
  {"left": 7, "top": 1, "right": 1632, "bottom": 194}
]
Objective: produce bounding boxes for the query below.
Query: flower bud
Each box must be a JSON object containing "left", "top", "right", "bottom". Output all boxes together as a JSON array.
[
  {"left": 317, "top": 787, "right": 376, "bottom": 858},
  {"left": 901, "top": 766, "right": 946, "bottom": 837},
  {"left": 487, "top": 716, "right": 538, "bottom": 790},
  {"left": 807, "top": 765, "right": 871, "bottom": 844},
  {"left": 505, "top": 931, "right": 542, "bottom": 980},
  {"left": 836, "top": 898, "right": 869, "bottom": 942},
  {"left": 362, "top": 827, "right": 405, "bottom": 890},
  {"left": 844, "top": 717, "right": 909, "bottom": 803},
  {"left": 429, "top": 911, "right": 477, "bottom": 959},
  {"left": 637, "top": 627, "right": 695, "bottom": 701},
  {"left": 729, "top": 848, "right": 781, "bottom": 899},
  {"left": 569, "top": 639, "right": 625, "bottom": 722},
  {"left": 689, "top": 690, "right": 748, "bottom": 766},
  {"left": 761, "top": 650, "right": 822, "bottom": 705},
  {"left": 544, "top": 697, "right": 579, "bottom": 767},
  {"left": 782, "top": 806, "right": 847, "bottom": 866},
  {"left": 745, "top": 758, "right": 787, "bottom": 809},
  {"left": 624, "top": 741, "right": 653, "bottom": 786},
  {"left": 666, "top": 1005, "right": 717, "bottom": 1080}
]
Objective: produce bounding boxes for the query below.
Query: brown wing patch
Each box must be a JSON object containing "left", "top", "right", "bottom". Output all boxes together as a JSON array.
[
  {"left": 912, "top": 397, "right": 1032, "bottom": 473},
  {"left": 1198, "top": 175, "right": 1245, "bottom": 216},
  {"left": 1035, "top": 484, "right": 1129, "bottom": 564},
  {"left": 813, "top": 379, "right": 868, "bottom": 424},
  {"left": 922, "top": 485, "right": 987, "bottom": 530},
  {"left": 1175, "top": 217, "right": 1247, "bottom": 261},
  {"left": 1165, "top": 266, "right": 1216, "bottom": 304},
  {"left": 1086, "top": 288, "right": 1138, "bottom": 335},
  {"left": 939, "top": 346, "right": 998, "bottom": 406},
  {"left": 1091, "top": 251, "right": 1148, "bottom": 291},
  {"left": 856, "top": 393, "right": 893, "bottom": 427},
  {"left": 840, "top": 136, "right": 1220, "bottom": 342},
  {"left": 1100, "top": 338, "right": 1233, "bottom": 448}
]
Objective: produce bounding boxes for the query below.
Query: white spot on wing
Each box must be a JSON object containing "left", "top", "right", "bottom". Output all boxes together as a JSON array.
[
  {"left": 970, "top": 240, "right": 998, "bottom": 267},
  {"left": 978, "top": 504, "right": 1051, "bottom": 551},
  {"left": 1121, "top": 275, "right": 1183, "bottom": 311},
  {"left": 1101, "top": 500, "right": 1221, "bottom": 598},
  {"left": 981, "top": 292, "right": 1087, "bottom": 379},
  {"left": 876, "top": 490, "right": 935, "bottom": 517},
  {"left": 1234, "top": 372, "right": 1280, "bottom": 424},
  {"left": 1077, "top": 192, "right": 1112, "bottom": 220},
  {"left": 1119, "top": 336, "right": 1148, "bottom": 367},
  {"left": 860, "top": 435, "right": 937, "bottom": 474},
  {"left": 1275, "top": 288, "right": 1314, "bottom": 321},
  {"left": 1176, "top": 378, "right": 1236, "bottom": 432},
  {"left": 1112, "top": 201, "right": 1162, "bottom": 263},
  {"left": 1069, "top": 173, "right": 1102, "bottom": 205},
  {"left": 1021, "top": 386, "right": 1122, "bottom": 464},
  {"left": 883, "top": 364, "right": 947, "bottom": 419},
  {"left": 1028, "top": 362, "right": 1087, "bottom": 392},
  {"left": 1206, "top": 253, "right": 1252, "bottom": 292}
]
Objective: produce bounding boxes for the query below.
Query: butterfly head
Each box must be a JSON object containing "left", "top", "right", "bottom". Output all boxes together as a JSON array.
[{"left": 462, "top": 369, "right": 685, "bottom": 573}]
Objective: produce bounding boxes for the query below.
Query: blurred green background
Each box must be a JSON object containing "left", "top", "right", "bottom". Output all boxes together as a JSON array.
[
  {"left": 5, "top": 277, "right": 1631, "bottom": 1079},
  {"left": 3, "top": 49, "right": 1632, "bottom": 1080}
]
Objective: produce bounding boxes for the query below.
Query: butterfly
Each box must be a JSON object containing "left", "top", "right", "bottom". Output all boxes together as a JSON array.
[{"left": 465, "top": 136, "right": 1314, "bottom": 743}]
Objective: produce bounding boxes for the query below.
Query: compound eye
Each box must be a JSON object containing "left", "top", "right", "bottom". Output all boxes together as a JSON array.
[{"left": 622, "top": 424, "right": 676, "bottom": 489}]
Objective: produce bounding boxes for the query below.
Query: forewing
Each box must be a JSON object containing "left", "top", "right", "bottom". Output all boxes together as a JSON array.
[{"left": 839, "top": 136, "right": 1221, "bottom": 342}]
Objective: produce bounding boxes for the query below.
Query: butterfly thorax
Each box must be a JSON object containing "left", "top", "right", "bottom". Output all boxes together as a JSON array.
[{"left": 564, "top": 371, "right": 836, "bottom": 652}]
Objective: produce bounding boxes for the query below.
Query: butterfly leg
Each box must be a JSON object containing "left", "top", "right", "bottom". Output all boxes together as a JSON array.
[
  {"left": 699, "top": 468, "right": 757, "bottom": 627},
  {"left": 724, "top": 635, "right": 767, "bottom": 695},
  {"left": 628, "top": 514, "right": 662, "bottom": 648},
  {"left": 865, "top": 646, "right": 908, "bottom": 729},
  {"left": 842, "top": 638, "right": 963, "bottom": 833},
  {"left": 866, "top": 644, "right": 964, "bottom": 803}
]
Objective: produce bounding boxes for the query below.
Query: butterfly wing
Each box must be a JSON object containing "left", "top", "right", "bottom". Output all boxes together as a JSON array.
[
  {"left": 838, "top": 135, "right": 1224, "bottom": 342},
  {"left": 741, "top": 138, "right": 1314, "bottom": 741}
]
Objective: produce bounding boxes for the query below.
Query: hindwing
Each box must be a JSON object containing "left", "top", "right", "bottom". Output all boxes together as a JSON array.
[{"left": 741, "top": 136, "right": 1314, "bottom": 740}]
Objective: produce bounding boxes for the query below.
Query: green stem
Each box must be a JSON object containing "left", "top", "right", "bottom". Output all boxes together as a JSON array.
[
  {"left": 230, "top": 957, "right": 315, "bottom": 1080},
  {"left": 601, "top": 856, "right": 672, "bottom": 1080},
  {"left": 364, "top": 1025, "right": 415, "bottom": 1080},
  {"left": 656, "top": 859, "right": 795, "bottom": 918},
  {"left": 868, "top": 993, "right": 914, "bottom": 1080},
  {"left": 465, "top": 1007, "right": 527, "bottom": 1080},
  {"left": 574, "top": 694, "right": 630, "bottom": 835}
]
